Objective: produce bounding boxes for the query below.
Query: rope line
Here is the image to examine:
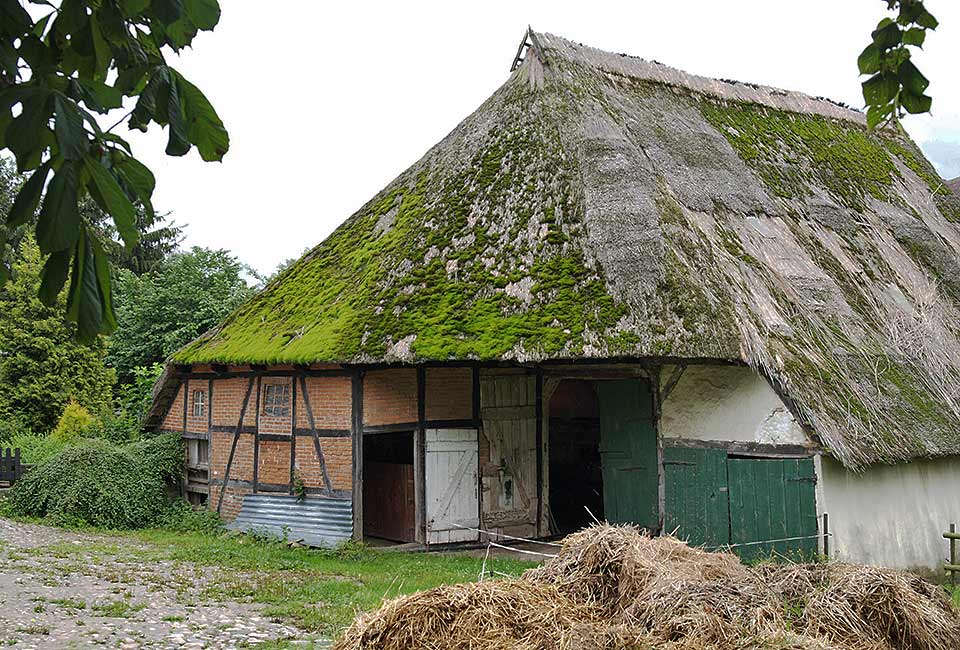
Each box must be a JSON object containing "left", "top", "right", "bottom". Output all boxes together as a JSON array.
[{"left": 446, "top": 522, "right": 563, "bottom": 547}]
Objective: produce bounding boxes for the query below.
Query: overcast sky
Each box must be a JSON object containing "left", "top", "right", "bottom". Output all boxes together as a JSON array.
[{"left": 120, "top": 1, "right": 960, "bottom": 276}]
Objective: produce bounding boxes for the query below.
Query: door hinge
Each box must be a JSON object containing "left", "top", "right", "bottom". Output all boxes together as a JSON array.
[
  {"left": 787, "top": 476, "right": 817, "bottom": 484},
  {"left": 663, "top": 461, "right": 696, "bottom": 466}
]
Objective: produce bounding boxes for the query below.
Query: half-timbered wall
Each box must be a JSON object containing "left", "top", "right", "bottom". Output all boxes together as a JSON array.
[
  {"left": 363, "top": 369, "right": 417, "bottom": 426},
  {"left": 160, "top": 384, "right": 185, "bottom": 432},
  {"left": 153, "top": 370, "right": 353, "bottom": 521}
]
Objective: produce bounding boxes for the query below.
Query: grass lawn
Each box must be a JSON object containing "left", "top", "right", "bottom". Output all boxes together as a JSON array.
[
  {"left": 949, "top": 584, "right": 960, "bottom": 609},
  {"left": 129, "top": 528, "right": 537, "bottom": 638}
]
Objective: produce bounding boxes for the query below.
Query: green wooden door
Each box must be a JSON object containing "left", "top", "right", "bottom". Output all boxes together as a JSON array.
[
  {"left": 596, "top": 379, "right": 658, "bottom": 530},
  {"left": 663, "top": 446, "right": 729, "bottom": 548},
  {"left": 727, "top": 457, "right": 818, "bottom": 562}
]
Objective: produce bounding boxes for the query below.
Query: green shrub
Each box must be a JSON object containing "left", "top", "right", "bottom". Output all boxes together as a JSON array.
[
  {"left": 50, "top": 401, "right": 99, "bottom": 444},
  {"left": 8, "top": 433, "right": 185, "bottom": 529},
  {"left": 156, "top": 500, "right": 224, "bottom": 534},
  {"left": 119, "top": 364, "right": 165, "bottom": 423},
  {"left": 86, "top": 411, "right": 141, "bottom": 444},
  {"left": 6, "top": 432, "right": 65, "bottom": 465},
  {"left": 0, "top": 418, "right": 31, "bottom": 447},
  {"left": 129, "top": 433, "right": 185, "bottom": 483}
]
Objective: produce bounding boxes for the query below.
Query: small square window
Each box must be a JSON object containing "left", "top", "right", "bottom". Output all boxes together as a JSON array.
[
  {"left": 263, "top": 383, "right": 290, "bottom": 417},
  {"left": 192, "top": 390, "right": 206, "bottom": 418}
]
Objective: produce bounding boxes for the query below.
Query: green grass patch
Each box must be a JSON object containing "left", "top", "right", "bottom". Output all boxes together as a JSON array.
[
  {"left": 91, "top": 599, "right": 145, "bottom": 618},
  {"left": 49, "top": 597, "right": 87, "bottom": 610},
  {"left": 130, "top": 528, "right": 536, "bottom": 637},
  {"left": 947, "top": 585, "right": 960, "bottom": 609}
]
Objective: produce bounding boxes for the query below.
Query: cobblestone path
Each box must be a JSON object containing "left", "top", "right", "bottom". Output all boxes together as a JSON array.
[{"left": 0, "top": 518, "right": 327, "bottom": 649}]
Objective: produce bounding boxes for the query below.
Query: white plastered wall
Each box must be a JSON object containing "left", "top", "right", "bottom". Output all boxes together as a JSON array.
[
  {"left": 818, "top": 455, "right": 960, "bottom": 574},
  {"left": 659, "top": 364, "right": 809, "bottom": 446}
]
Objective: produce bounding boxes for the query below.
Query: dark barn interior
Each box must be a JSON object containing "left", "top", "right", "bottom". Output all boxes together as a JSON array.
[{"left": 548, "top": 380, "right": 604, "bottom": 534}]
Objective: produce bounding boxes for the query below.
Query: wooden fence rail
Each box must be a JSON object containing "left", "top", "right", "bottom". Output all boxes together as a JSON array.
[{"left": 944, "top": 523, "right": 960, "bottom": 587}]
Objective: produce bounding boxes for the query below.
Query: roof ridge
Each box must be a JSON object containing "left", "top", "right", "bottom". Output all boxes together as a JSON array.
[{"left": 532, "top": 31, "right": 866, "bottom": 125}]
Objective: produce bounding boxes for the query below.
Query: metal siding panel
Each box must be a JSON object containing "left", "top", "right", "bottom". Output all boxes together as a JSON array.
[{"left": 227, "top": 494, "right": 352, "bottom": 547}]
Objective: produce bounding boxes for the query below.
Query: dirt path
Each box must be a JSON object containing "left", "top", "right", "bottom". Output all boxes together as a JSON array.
[{"left": 0, "top": 518, "right": 322, "bottom": 649}]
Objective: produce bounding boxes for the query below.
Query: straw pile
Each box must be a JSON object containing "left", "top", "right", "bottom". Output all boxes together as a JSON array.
[
  {"left": 333, "top": 524, "right": 960, "bottom": 650},
  {"left": 759, "top": 563, "right": 960, "bottom": 650},
  {"left": 334, "top": 580, "right": 604, "bottom": 650}
]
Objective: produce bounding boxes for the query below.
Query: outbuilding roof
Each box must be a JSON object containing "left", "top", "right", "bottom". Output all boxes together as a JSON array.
[{"left": 169, "top": 30, "right": 960, "bottom": 468}]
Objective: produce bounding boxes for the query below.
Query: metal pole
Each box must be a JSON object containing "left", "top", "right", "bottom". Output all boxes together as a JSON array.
[
  {"left": 951, "top": 523, "right": 957, "bottom": 588},
  {"left": 823, "top": 512, "right": 829, "bottom": 559}
]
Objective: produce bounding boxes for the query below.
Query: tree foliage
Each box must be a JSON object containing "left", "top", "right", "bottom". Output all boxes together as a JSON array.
[
  {"left": 107, "top": 246, "right": 255, "bottom": 379},
  {"left": 85, "top": 196, "right": 183, "bottom": 275},
  {"left": 0, "top": 0, "right": 227, "bottom": 342},
  {"left": 0, "top": 235, "right": 114, "bottom": 432},
  {"left": 860, "top": 1, "right": 938, "bottom": 129}
]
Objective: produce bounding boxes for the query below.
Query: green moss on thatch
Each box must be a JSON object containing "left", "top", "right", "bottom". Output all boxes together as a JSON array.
[
  {"left": 698, "top": 100, "right": 904, "bottom": 210},
  {"left": 175, "top": 86, "right": 626, "bottom": 364}
]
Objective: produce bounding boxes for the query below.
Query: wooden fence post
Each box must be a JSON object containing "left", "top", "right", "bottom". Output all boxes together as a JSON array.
[
  {"left": 951, "top": 523, "right": 957, "bottom": 588},
  {"left": 822, "top": 512, "right": 829, "bottom": 559}
]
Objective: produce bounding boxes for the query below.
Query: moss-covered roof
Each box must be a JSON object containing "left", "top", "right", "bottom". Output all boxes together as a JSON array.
[{"left": 172, "top": 31, "right": 960, "bottom": 469}]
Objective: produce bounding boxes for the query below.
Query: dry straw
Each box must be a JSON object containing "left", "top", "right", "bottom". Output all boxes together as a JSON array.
[{"left": 333, "top": 524, "right": 960, "bottom": 650}]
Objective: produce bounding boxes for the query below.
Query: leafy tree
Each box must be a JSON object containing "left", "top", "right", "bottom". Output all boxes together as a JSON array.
[
  {"left": 861, "top": 1, "right": 938, "bottom": 128},
  {"left": 0, "top": 235, "right": 114, "bottom": 432},
  {"left": 84, "top": 197, "right": 183, "bottom": 275},
  {"left": 107, "top": 247, "right": 255, "bottom": 379},
  {"left": 0, "top": 0, "right": 228, "bottom": 342},
  {"left": 0, "top": 156, "right": 25, "bottom": 279}
]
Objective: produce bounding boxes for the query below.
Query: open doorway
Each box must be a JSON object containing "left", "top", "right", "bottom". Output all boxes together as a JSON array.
[
  {"left": 363, "top": 432, "right": 415, "bottom": 543},
  {"left": 548, "top": 380, "right": 603, "bottom": 534}
]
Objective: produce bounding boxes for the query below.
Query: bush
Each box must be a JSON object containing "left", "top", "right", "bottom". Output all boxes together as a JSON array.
[
  {"left": 50, "top": 401, "right": 99, "bottom": 444},
  {"left": 118, "top": 363, "right": 165, "bottom": 423},
  {"left": 8, "top": 433, "right": 185, "bottom": 529},
  {"left": 6, "top": 432, "right": 64, "bottom": 465},
  {"left": 156, "top": 500, "right": 224, "bottom": 534},
  {"left": 86, "top": 411, "right": 141, "bottom": 444},
  {"left": 0, "top": 417, "right": 31, "bottom": 447},
  {"left": 129, "top": 433, "right": 185, "bottom": 483}
]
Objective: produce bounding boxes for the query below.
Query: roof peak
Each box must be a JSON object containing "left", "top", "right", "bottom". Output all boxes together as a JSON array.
[{"left": 526, "top": 30, "right": 865, "bottom": 125}]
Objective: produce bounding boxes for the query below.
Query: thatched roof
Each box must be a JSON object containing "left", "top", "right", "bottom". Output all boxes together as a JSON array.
[{"left": 172, "top": 30, "right": 960, "bottom": 468}]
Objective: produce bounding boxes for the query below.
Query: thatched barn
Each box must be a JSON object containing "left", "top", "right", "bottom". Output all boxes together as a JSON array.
[{"left": 149, "top": 30, "right": 960, "bottom": 573}]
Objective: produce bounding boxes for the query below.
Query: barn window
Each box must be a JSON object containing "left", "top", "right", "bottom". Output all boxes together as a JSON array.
[
  {"left": 192, "top": 390, "right": 206, "bottom": 418},
  {"left": 263, "top": 383, "right": 290, "bottom": 417}
]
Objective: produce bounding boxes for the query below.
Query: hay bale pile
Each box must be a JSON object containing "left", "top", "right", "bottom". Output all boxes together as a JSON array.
[{"left": 334, "top": 524, "right": 960, "bottom": 650}]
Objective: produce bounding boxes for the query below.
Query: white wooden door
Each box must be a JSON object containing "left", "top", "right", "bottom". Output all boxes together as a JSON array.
[{"left": 425, "top": 428, "right": 479, "bottom": 544}]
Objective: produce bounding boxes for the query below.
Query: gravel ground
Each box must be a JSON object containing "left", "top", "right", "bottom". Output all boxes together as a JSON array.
[{"left": 0, "top": 518, "right": 327, "bottom": 649}]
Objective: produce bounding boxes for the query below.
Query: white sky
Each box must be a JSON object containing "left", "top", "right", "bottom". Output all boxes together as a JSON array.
[{"left": 120, "top": 1, "right": 960, "bottom": 276}]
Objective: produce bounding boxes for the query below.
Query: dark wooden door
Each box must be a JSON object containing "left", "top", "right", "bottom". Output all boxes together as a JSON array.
[
  {"left": 363, "top": 461, "right": 416, "bottom": 542},
  {"left": 596, "top": 379, "right": 658, "bottom": 531}
]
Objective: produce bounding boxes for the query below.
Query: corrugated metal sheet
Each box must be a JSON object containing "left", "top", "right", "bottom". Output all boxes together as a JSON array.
[{"left": 227, "top": 493, "right": 353, "bottom": 548}]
